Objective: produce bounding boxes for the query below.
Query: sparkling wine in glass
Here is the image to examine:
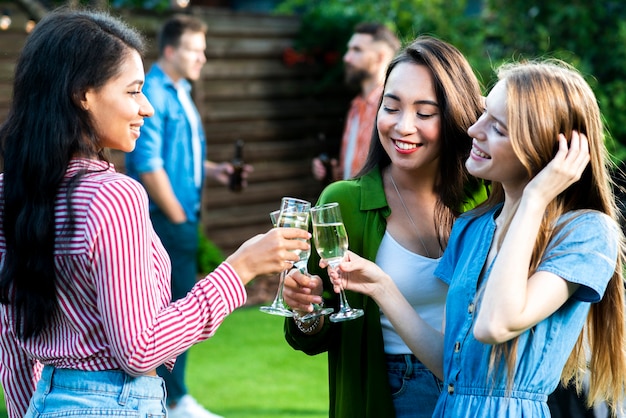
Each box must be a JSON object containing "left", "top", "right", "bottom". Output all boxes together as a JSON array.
[
  {"left": 276, "top": 203, "right": 333, "bottom": 320},
  {"left": 291, "top": 213, "right": 334, "bottom": 321},
  {"left": 311, "top": 202, "right": 364, "bottom": 322},
  {"left": 277, "top": 210, "right": 310, "bottom": 270},
  {"left": 259, "top": 197, "right": 311, "bottom": 317}
]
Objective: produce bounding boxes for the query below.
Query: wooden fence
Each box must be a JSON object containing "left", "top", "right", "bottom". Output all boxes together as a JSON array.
[{"left": 0, "top": 6, "right": 351, "bottom": 259}]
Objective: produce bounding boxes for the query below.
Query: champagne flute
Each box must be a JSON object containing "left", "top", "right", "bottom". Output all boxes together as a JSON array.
[
  {"left": 269, "top": 209, "right": 281, "bottom": 227},
  {"left": 258, "top": 209, "right": 293, "bottom": 316},
  {"left": 294, "top": 215, "right": 334, "bottom": 322},
  {"left": 311, "top": 202, "right": 364, "bottom": 322},
  {"left": 259, "top": 198, "right": 311, "bottom": 317}
]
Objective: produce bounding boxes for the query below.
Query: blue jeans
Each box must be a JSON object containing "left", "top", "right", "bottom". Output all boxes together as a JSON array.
[
  {"left": 25, "top": 366, "right": 166, "bottom": 417},
  {"left": 150, "top": 211, "right": 199, "bottom": 405},
  {"left": 386, "top": 354, "right": 443, "bottom": 418}
]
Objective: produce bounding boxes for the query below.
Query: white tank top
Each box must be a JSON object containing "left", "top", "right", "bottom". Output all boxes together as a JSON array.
[{"left": 376, "top": 230, "right": 447, "bottom": 354}]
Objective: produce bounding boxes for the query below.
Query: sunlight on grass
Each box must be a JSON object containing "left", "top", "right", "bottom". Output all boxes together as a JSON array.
[
  {"left": 185, "top": 307, "right": 329, "bottom": 417},
  {"left": 0, "top": 307, "right": 329, "bottom": 418}
]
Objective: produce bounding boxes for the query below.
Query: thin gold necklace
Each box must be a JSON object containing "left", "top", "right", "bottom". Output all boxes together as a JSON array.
[{"left": 389, "top": 173, "right": 433, "bottom": 258}]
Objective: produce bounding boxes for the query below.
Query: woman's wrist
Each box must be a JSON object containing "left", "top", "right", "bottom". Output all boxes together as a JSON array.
[{"left": 294, "top": 315, "right": 323, "bottom": 334}]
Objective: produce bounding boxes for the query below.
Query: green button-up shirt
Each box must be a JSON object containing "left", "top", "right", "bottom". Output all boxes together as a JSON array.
[{"left": 285, "top": 165, "right": 487, "bottom": 418}]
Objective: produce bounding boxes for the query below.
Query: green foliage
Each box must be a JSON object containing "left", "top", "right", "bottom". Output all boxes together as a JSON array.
[
  {"left": 186, "top": 308, "right": 328, "bottom": 417},
  {"left": 482, "top": 0, "right": 626, "bottom": 160},
  {"left": 597, "top": 79, "right": 626, "bottom": 163},
  {"left": 276, "top": 3, "right": 363, "bottom": 92},
  {"left": 275, "top": 0, "right": 487, "bottom": 92},
  {"left": 197, "top": 229, "right": 225, "bottom": 274},
  {"left": 274, "top": 0, "right": 626, "bottom": 159},
  {"left": 110, "top": 0, "right": 170, "bottom": 11}
]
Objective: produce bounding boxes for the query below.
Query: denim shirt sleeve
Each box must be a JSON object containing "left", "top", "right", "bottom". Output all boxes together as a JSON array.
[
  {"left": 437, "top": 209, "right": 619, "bottom": 302},
  {"left": 538, "top": 210, "right": 619, "bottom": 302},
  {"left": 434, "top": 209, "right": 491, "bottom": 286},
  {"left": 434, "top": 228, "right": 458, "bottom": 287}
]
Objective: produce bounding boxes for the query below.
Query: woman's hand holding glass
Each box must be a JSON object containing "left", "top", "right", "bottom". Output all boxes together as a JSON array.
[
  {"left": 260, "top": 197, "right": 311, "bottom": 317},
  {"left": 324, "top": 250, "right": 391, "bottom": 301},
  {"left": 289, "top": 225, "right": 334, "bottom": 320},
  {"left": 281, "top": 206, "right": 334, "bottom": 321},
  {"left": 283, "top": 269, "right": 326, "bottom": 316},
  {"left": 310, "top": 202, "right": 364, "bottom": 322},
  {"left": 226, "top": 227, "right": 310, "bottom": 286}
]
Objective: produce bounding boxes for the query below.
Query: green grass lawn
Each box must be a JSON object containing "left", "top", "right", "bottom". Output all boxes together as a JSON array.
[{"left": 0, "top": 307, "right": 329, "bottom": 418}]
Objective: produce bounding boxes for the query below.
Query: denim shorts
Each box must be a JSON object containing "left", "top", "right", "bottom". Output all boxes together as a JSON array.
[
  {"left": 25, "top": 366, "right": 167, "bottom": 417},
  {"left": 386, "top": 353, "right": 443, "bottom": 418}
]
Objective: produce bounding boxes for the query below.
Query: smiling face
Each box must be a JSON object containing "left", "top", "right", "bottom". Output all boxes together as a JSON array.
[
  {"left": 82, "top": 50, "right": 154, "bottom": 153},
  {"left": 377, "top": 62, "right": 442, "bottom": 175},
  {"left": 466, "top": 79, "right": 528, "bottom": 191}
]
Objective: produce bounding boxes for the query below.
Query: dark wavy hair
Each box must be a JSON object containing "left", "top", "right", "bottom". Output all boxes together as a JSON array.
[
  {"left": 0, "top": 8, "right": 145, "bottom": 340},
  {"left": 357, "top": 35, "right": 484, "bottom": 248}
]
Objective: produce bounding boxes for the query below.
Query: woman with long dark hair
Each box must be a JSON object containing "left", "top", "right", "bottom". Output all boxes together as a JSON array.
[
  {"left": 283, "top": 36, "right": 487, "bottom": 418},
  {"left": 0, "top": 9, "right": 308, "bottom": 418}
]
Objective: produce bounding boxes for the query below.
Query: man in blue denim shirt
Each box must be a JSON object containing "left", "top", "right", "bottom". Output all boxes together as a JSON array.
[{"left": 126, "top": 14, "right": 235, "bottom": 418}]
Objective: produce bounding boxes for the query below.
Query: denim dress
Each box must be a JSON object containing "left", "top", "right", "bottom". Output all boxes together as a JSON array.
[{"left": 433, "top": 206, "right": 618, "bottom": 417}]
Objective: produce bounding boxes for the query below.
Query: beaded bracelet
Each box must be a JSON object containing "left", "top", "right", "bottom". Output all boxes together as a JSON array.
[{"left": 295, "top": 316, "right": 320, "bottom": 334}]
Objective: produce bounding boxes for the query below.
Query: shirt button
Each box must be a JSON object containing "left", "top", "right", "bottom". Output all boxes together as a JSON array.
[
  {"left": 468, "top": 303, "right": 475, "bottom": 314},
  {"left": 454, "top": 341, "right": 461, "bottom": 352},
  {"left": 448, "top": 384, "right": 455, "bottom": 394}
]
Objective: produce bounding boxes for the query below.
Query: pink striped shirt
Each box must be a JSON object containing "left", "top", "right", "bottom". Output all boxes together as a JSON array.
[{"left": 0, "top": 159, "right": 247, "bottom": 418}]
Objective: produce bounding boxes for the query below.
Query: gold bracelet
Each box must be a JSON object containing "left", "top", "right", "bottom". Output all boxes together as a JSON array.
[{"left": 295, "top": 316, "right": 320, "bottom": 334}]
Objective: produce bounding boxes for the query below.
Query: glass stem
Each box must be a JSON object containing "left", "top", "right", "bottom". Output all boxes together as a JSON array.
[
  {"left": 332, "top": 264, "right": 350, "bottom": 311},
  {"left": 338, "top": 288, "right": 350, "bottom": 312},
  {"left": 274, "top": 270, "right": 287, "bottom": 307}
]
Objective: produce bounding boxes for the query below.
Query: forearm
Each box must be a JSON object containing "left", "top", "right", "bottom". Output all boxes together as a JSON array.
[
  {"left": 285, "top": 313, "right": 335, "bottom": 355},
  {"left": 139, "top": 169, "right": 186, "bottom": 223},
  {"left": 204, "top": 160, "right": 220, "bottom": 174},
  {"left": 475, "top": 132, "right": 591, "bottom": 343},
  {"left": 474, "top": 194, "right": 545, "bottom": 342},
  {"left": 372, "top": 281, "right": 444, "bottom": 379},
  {"left": 204, "top": 160, "right": 231, "bottom": 186},
  {"left": 111, "top": 262, "right": 247, "bottom": 376}
]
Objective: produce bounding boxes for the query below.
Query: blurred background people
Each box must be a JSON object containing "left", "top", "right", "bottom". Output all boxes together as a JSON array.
[{"left": 312, "top": 22, "right": 400, "bottom": 184}]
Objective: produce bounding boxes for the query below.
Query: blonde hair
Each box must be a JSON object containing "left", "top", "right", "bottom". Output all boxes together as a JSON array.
[{"left": 479, "top": 59, "right": 626, "bottom": 412}]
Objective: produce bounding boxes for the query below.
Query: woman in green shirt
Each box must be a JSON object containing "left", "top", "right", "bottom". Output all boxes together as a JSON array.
[{"left": 283, "top": 36, "right": 487, "bottom": 418}]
